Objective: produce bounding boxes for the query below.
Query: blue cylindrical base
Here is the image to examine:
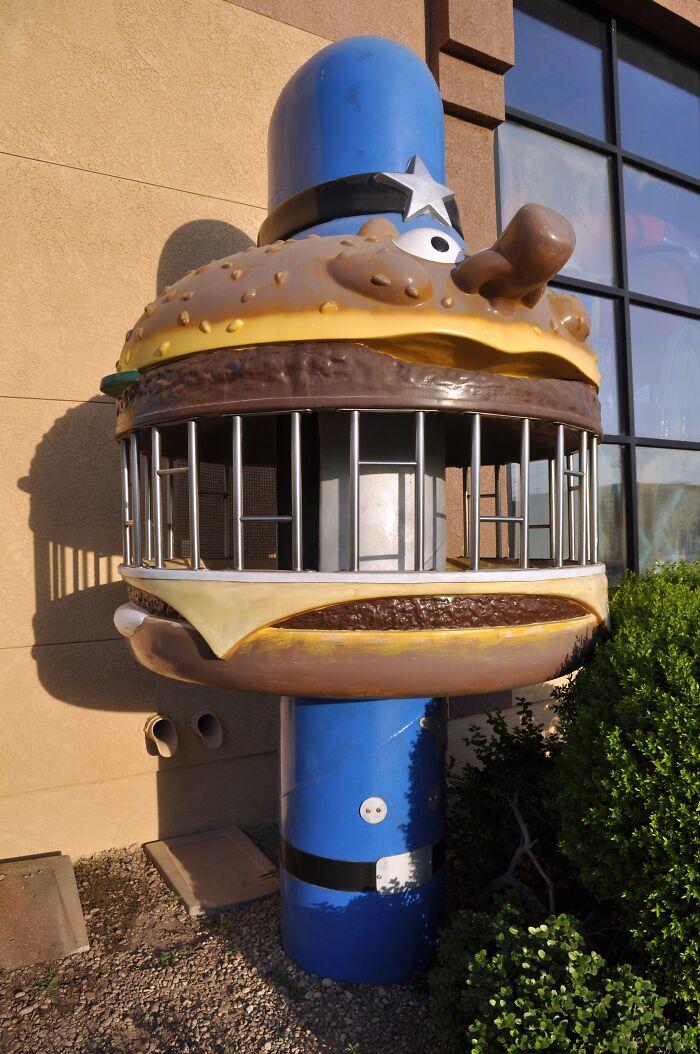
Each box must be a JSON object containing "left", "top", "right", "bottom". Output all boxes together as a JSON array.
[{"left": 279, "top": 695, "right": 446, "bottom": 983}]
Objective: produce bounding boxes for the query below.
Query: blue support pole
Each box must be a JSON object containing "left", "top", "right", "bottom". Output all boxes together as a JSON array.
[{"left": 279, "top": 695, "right": 446, "bottom": 983}]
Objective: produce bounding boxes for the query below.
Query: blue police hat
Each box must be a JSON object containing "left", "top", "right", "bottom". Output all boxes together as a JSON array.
[{"left": 258, "top": 36, "right": 464, "bottom": 246}]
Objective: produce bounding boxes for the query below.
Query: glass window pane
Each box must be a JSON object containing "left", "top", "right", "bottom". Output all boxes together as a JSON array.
[
  {"left": 630, "top": 306, "right": 700, "bottom": 442},
  {"left": 599, "top": 444, "right": 627, "bottom": 582},
  {"left": 507, "top": 0, "right": 607, "bottom": 140},
  {"left": 553, "top": 287, "right": 620, "bottom": 434},
  {"left": 624, "top": 165, "right": 700, "bottom": 309},
  {"left": 499, "top": 122, "right": 616, "bottom": 286},
  {"left": 637, "top": 447, "right": 700, "bottom": 569},
  {"left": 618, "top": 32, "right": 700, "bottom": 179}
]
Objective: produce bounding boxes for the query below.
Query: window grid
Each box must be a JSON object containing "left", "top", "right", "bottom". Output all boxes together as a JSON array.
[{"left": 496, "top": 1, "right": 700, "bottom": 572}]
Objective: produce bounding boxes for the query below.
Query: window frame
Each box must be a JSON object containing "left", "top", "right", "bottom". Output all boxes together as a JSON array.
[{"left": 496, "top": 0, "right": 700, "bottom": 573}]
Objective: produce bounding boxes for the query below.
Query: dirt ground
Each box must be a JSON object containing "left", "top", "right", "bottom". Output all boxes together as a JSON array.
[{"left": 0, "top": 828, "right": 439, "bottom": 1054}]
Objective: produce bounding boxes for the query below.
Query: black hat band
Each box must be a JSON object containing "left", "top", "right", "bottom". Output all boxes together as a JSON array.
[{"left": 258, "top": 172, "right": 463, "bottom": 246}]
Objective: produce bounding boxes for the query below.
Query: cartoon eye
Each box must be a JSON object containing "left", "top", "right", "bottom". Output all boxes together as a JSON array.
[{"left": 393, "top": 227, "right": 463, "bottom": 264}]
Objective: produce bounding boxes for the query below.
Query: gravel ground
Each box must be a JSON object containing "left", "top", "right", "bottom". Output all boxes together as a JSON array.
[{"left": 0, "top": 827, "right": 439, "bottom": 1054}]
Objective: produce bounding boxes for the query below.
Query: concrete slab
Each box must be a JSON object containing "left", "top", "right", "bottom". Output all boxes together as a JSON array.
[
  {"left": 0, "top": 854, "right": 89, "bottom": 969},
  {"left": 144, "top": 826, "right": 279, "bottom": 916}
]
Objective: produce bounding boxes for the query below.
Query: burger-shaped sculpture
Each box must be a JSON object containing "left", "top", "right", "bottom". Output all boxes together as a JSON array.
[{"left": 101, "top": 36, "right": 607, "bottom": 984}]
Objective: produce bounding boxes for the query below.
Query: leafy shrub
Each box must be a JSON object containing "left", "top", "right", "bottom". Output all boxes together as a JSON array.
[
  {"left": 448, "top": 702, "right": 564, "bottom": 910},
  {"left": 429, "top": 898, "right": 695, "bottom": 1052},
  {"left": 551, "top": 561, "right": 700, "bottom": 1016}
]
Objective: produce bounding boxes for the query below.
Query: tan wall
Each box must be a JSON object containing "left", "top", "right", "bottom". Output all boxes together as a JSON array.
[{"left": 0, "top": 0, "right": 329, "bottom": 859}]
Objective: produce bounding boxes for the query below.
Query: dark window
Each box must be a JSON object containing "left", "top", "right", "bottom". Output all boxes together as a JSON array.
[
  {"left": 508, "top": 0, "right": 608, "bottom": 140},
  {"left": 499, "top": 0, "right": 700, "bottom": 575}
]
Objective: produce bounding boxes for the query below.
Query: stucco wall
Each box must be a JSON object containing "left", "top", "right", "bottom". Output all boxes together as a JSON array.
[{"left": 0, "top": 0, "right": 329, "bottom": 859}]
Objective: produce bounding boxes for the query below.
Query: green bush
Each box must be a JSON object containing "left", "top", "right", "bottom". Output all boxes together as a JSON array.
[
  {"left": 552, "top": 561, "right": 700, "bottom": 1017},
  {"left": 447, "top": 702, "right": 563, "bottom": 910},
  {"left": 429, "top": 898, "right": 695, "bottom": 1052}
]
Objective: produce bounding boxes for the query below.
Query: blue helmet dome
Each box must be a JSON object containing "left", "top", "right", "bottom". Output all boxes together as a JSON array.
[{"left": 259, "top": 36, "right": 464, "bottom": 245}]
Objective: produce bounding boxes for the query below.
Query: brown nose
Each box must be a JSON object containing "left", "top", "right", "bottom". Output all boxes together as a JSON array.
[{"left": 452, "top": 203, "right": 575, "bottom": 308}]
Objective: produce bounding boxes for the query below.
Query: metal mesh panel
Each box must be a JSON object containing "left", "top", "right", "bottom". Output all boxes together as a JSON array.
[{"left": 242, "top": 464, "right": 278, "bottom": 567}]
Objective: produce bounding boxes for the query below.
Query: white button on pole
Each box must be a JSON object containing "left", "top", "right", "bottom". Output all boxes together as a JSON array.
[{"left": 360, "top": 796, "right": 387, "bottom": 824}]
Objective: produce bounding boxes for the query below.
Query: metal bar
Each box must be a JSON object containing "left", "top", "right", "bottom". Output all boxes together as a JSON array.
[
  {"left": 579, "top": 431, "right": 589, "bottom": 566},
  {"left": 470, "top": 414, "right": 481, "bottom": 571},
  {"left": 567, "top": 454, "right": 576, "bottom": 561},
  {"left": 414, "top": 411, "right": 425, "bottom": 572},
  {"left": 529, "top": 523, "right": 551, "bottom": 530},
  {"left": 120, "top": 439, "right": 132, "bottom": 565},
  {"left": 548, "top": 459, "right": 556, "bottom": 562},
  {"left": 555, "top": 425, "right": 565, "bottom": 568},
  {"left": 141, "top": 451, "right": 153, "bottom": 563},
  {"left": 564, "top": 468, "right": 585, "bottom": 478},
  {"left": 349, "top": 410, "right": 360, "bottom": 571},
  {"left": 291, "top": 411, "right": 303, "bottom": 571},
  {"left": 164, "top": 457, "right": 174, "bottom": 561},
  {"left": 359, "top": 459, "right": 417, "bottom": 467},
  {"left": 481, "top": 515, "right": 524, "bottom": 523},
  {"left": 241, "top": 515, "right": 293, "bottom": 523},
  {"left": 590, "top": 436, "right": 599, "bottom": 564},
  {"left": 495, "top": 464, "right": 503, "bottom": 560},
  {"left": 520, "top": 418, "right": 530, "bottom": 569},
  {"left": 232, "top": 415, "right": 243, "bottom": 571},
  {"left": 187, "top": 420, "right": 200, "bottom": 570},
  {"left": 609, "top": 17, "right": 639, "bottom": 573},
  {"left": 156, "top": 465, "right": 189, "bottom": 476},
  {"left": 129, "top": 433, "right": 142, "bottom": 567},
  {"left": 151, "top": 428, "right": 164, "bottom": 568}
]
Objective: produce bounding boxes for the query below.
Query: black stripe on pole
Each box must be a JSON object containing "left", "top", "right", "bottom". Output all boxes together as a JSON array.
[{"left": 279, "top": 836, "right": 446, "bottom": 893}]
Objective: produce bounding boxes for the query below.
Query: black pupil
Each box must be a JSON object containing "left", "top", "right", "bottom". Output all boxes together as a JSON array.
[{"left": 431, "top": 236, "right": 450, "bottom": 252}]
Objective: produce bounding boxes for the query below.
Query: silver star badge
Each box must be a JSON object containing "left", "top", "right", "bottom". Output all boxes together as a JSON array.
[{"left": 375, "top": 155, "right": 456, "bottom": 228}]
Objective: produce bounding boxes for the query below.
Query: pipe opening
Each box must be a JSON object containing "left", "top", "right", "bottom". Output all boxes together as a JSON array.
[
  {"left": 144, "top": 714, "right": 179, "bottom": 758},
  {"left": 191, "top": 711, "right": 224, "bottom": 750}
]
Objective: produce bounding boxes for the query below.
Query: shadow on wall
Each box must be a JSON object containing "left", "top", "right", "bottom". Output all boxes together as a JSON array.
[
  {"left": 16, "top": 220, "right": 274, "bottom": 843},
  {"left": 156, "top": 220, "right": 254, "bottom": 294}
]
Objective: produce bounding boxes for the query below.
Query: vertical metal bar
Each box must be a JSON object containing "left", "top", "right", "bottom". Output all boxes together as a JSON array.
[
  {"left": 232, "top": 415, "right": 243, "bottom": 570},
  {"left": 349, "top": 410, "right": 360, "bottom": 571},
  {"left": 579, "top": 430, "right": 589, "bottom": 566},
  {"left": 555, "top": 425, "right": 565, "bottom": 568},
  {"left": 567, "top": 453, "right": 576, "bottom": 561},
  {"left": 462, "top": 465, "right": 469, "bottom": 559},
  {"left": 590, "top": 435, "right": 599, "bottom": 564},
  {"left": 470, "top": 414, "right": 481, "bottom": 571},
  {"left": 495, "top": 464, "right": 503, "bottom": 560},
  {"left": 414, "top": 411, "right": 425, "bottom": 571},
  {"left": 520, "top": 418, "right": 530, "bottom": 569},
  {"left": 151, "top": 428, "right": 163, "bottom": 568},
  {"left": 120, "top": 439, "right": 132, "bottom": 565},
  {"left": 609, "top": 18, "right": 639, "bottom": 573},
  {"left": 164, "top": 458, "right": 174, "bottom": 560},
  {"left": 187, "top": 420, "right": 200, "bottom": 570},
  {"left": 141, "top": 451, "right": 153, "bottom": 563},
  {"left": 129, "top": 433, "right": 142, "bottom": 567},
  {"left": 548, "top": 459, "right": 556, "bottom": 562},
  {"left": 291, "top": 411, "right": 303, "bottom": 571}
]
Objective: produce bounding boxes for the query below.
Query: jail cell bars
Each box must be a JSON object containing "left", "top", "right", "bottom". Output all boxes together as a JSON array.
[
  {"left": 462, "top": 420, "right": 598, "bottom": 570},
  {"left": 120, "top": 411, "right": 599, "bottom": 573}
]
